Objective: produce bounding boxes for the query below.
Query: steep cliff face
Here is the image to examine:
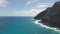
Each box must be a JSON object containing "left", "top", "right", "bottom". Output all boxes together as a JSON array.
[
  {"left": 34, "top": 1, "right": 60, "bottom": 28},
  {"left": 34, "top": 7, "right": 51, "bottom": 20}
]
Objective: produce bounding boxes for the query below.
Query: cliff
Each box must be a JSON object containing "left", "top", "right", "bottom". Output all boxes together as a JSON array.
[
  {"left": 34, "top": 1, "right": 60, "bottom": 29},
  {"left": 34, "top": 7, "right": 51, "bottom": 20}
]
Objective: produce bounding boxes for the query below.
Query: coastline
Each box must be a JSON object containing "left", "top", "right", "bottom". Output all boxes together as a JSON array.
[{"left": 33, "top": 20, "right": 60, "bottom": 32}]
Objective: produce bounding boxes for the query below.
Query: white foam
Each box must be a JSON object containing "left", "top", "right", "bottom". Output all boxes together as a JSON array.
[{"left": 33, "top": 20, "right": 60, "bottom": 31}]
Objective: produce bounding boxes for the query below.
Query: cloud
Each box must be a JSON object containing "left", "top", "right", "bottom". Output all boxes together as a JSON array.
[
  {"left": 37, "top": 4, "right": 49, "bottom": 8},
  {"left": 26, "top": 0, "right": 38, "bottom": 5},
  {"left": 15, "top": 3, "right": 52, "bottom": 17},
  {"left": 0, "top": 0, "right": 9, "bottom": 7},
  {"left": 0, "top": 3, "right": 51, "bottom": 16},
  {"left": 15, "top": 8, "right": 45, "bottom": 17},
  {"left": 37, "top": 3, "right": 54, "bottom": 7},
  {"left": 35, "top": 3, "right": 54, "bottom": 11}
]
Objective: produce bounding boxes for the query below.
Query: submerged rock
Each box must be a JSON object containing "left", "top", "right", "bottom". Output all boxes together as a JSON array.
[{"left": 34, "top": 1, "right": 60, "bottom": 29}]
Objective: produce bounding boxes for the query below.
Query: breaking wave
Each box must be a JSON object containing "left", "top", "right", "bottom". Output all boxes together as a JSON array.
[{"left": 33, "top": 20, "right": 60, "bottom": 32}]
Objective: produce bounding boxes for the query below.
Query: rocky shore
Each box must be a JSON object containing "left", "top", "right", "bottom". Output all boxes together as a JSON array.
[{"left": 34, "top": 1, "right": 60, "bottom": 29}]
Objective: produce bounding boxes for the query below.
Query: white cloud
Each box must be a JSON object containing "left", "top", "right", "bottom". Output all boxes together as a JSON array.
[
  {"left": 37, "top": 4, "right": 48, "bottom": 8},
  {"left": 15, "top": 8, "right": 45, "bottom": 17},
  {"left": 37, "top": 3, "right": 54, "bottom": 7},
  {"left": 26, "top": 0, "right": 38, "bottom": 5},
  {"left": 0, "top": 3, "right": 48, "bottom": 16},
  {"left": 15, "top": 3, "right": 51, "bottom": 17},
  {"left": 36, "top": 3, "right": 50, "bottom": 10},
  {"left": 0, "top": 0, "right": 9, "bottom": 7}
]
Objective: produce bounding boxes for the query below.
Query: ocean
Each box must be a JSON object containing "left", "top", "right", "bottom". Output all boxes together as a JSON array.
[{"left": 0, "top": 16, "right": 60, "bottom": 34}]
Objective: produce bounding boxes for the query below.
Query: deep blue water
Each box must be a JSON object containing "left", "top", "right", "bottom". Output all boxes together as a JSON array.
[{"left": 0, "top": 16, "right": 59, "bottom": 34}]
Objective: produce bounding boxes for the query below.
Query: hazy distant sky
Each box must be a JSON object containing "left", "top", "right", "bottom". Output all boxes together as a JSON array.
[{"left": 0, "top": 0, "right": 60, "bottom": 16}]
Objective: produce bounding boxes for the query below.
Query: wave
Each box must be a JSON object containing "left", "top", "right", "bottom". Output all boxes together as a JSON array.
[{"left": 33, "top": 20, "right": 60, "bottom": 32}]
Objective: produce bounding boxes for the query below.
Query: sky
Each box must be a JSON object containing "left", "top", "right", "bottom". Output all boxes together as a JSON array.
[{"left": 0, "top": 0, "right": 60, "bottom": 17}]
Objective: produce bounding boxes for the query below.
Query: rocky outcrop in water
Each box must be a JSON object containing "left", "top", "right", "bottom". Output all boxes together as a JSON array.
[{"left": 34, "top": 1, "right": 60, "bottom": 29}]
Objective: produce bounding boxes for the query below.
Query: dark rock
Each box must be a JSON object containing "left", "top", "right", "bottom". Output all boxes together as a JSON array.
[
  {"left": 34, "top": 1, "right": 60, "bottom": 29},
  {"left": 34, "top": 7, "right": 51, "bottom": 20}
]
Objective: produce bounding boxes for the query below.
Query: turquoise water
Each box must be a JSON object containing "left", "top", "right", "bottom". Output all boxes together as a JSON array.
[{"left": 0, "top": 17, "right": 59, "bottom": 34}]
